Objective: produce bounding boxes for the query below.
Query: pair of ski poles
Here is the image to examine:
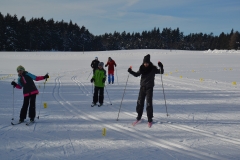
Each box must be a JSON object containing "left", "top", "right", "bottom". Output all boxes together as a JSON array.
[
  {"left": 11, "top": 77, "right": 48, "bottom": 122},
  {"left": 116, "top": 65, "right": 168, "bottom": 121}
]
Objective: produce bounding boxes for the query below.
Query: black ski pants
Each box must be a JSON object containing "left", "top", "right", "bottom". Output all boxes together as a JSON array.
[
  {"left": 93, "top": 86, "right": 104, "bottom": 104},
  {"left": 136, "top": 86, "right": 153, "bottom": 122},
  {"left": 20, "top": 94, "right": 36, "bottom": 120}
]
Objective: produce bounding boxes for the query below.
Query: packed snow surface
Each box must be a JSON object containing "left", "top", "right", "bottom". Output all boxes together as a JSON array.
[{"left": 0, "top": 49, "right": 240, "bottom": 160}]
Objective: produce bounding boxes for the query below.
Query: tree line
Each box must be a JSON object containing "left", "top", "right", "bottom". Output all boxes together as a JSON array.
[{"left": 0, "top": 13, "right": 239, "bottom": 51}]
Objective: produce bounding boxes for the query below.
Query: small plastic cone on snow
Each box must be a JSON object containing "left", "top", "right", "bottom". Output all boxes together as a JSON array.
[
  {"left": 102, "top": 128, "right": 106, "bottom": 136},
  {"left": 43, "top": 102, "right": 48, "bottom": 108}
]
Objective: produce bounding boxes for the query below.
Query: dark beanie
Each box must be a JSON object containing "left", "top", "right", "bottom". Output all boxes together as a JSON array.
[
  {"left": 98, "top": 62, "right": 104, "bottom": 67},
  {"left": 143, "top": 54, "right": 151, "bottom": 63}
]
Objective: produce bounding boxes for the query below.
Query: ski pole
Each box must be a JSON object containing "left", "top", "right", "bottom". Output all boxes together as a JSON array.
[
  {"left": 105, "top": 85, "right": 112, "bottom": 105},
  {"left": 92, "top": 82, "right": 93, "bottom": 94},
  {"left": 116, "top": 66, "right": 131, "bottom": 121},
  {"left": 159, "top": 63, "right": 169, "bottom": 116},
  {"left": 11, "top": 79, "right": 15, "bottom": 121},
  {"left": 37, "top": 75, "right": 48, "bottom": 119},
  {"left": 115, "top": 68, "right": 119, "bottom": 85},
  {"left": 87, "top": 70, "right": 93, "bottom": 80}
]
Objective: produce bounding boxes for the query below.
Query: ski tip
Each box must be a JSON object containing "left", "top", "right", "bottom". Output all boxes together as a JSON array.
[{"left": 148, "top": 122, "right": 152, "bottom": 128}]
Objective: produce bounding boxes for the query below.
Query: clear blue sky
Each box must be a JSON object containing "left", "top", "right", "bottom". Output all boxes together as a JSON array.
[{"left": 1, "top": 0, "right": 240, "bottom": 36}]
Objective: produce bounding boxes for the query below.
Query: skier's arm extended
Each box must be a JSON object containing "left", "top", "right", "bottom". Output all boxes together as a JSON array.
[{"left": 128, "top": 67, "right": 141, "bottom": 77}]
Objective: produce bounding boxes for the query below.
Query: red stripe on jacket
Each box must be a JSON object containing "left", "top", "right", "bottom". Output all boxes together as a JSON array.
[
  {"left": 23, "top": 90, "right": 39, "bottom": 97},
  {"left": 36, "top": 76, "right": 45, "bottom": 81}
]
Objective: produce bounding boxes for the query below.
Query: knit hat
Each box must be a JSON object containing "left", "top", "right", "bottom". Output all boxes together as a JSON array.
[
  {"left": 143, "top": 54, "right": 151, "bottom": 63},
  {"left": 95, "top": 57, "right": 98, "bottom": 60},
  {"left": 98, "top": 62, "right": 104, "bottom": 67},
  {"left": 16, "top": 65, "right": 25, "bottom": 72}
]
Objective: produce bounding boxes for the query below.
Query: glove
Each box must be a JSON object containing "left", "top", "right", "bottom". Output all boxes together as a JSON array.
[
  {"left": 44, "top": 74, "right": 49, "bottom": 79},
  {"left": 105, "top": 65, "right": 107, "bottom": 67},
  {"left": 158, "top": 62, "right": 163, "bottom": 68},
  {"left": 102, "top": 78, "right": 106, "bottom": 83},
  {"left": 128, "top": 67, "right": 132, "bottom": 73},
  {"left": 115, "top": 64, "right": 117, "bottom": 67},
  {"left": 11, "top": 81, "right": 17, "bottom": 87},
  {"left": 91, "top": 78, "right": 94, "bottom": 83}
]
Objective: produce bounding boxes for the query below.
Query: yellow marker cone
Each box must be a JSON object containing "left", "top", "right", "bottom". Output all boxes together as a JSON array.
[
  {"left": 102, "top": 128, "right": 106, "bottom": 136},
  {"left": 43, "top": 102, "right": 48, "bottom": 108},
  {"left": 232, "top": 81, "right": 237, "bottom": 85},
  {"left": 200, "top": 78, "right": 204, "bottom": 82},
  {"left": 180, "top": 76, "right": 183, "bottom": 79}
]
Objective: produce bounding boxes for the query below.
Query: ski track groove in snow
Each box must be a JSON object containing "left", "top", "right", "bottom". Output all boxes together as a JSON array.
[
  {"left": 153, "top": 75, "right": 239, "bottom": 124},
  {"left": 51, "top": 74, "right": 228, "bottom": 160},
  {"left": 88, "top": 75, "right": 240, "bottom": 148},
  {"left": 53, "top": 76, "right": 132, "bottom": 157},
  {"left": 73, "top": 72, "right": 240, "bottom": 147},
  {"left": 1, "top": 50, "right": 240, "bottom": 159}
]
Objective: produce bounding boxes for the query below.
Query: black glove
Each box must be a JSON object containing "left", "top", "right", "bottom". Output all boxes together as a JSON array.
[
  {"left": 91, "top": 78, "right": 94, "bottom": 83},
  {"left": 44, "top": 74, "right": 49, "bottom": 79},
  {"left": 158, "top": 62, "right": 163, "bottom": 68},
  {"left": 105, "top": 65, "right": 107, "bottom": 67},
  {"left": 102, "top": 78, "right": 106, "bottom": 83},
  {"left": 115, "top": 64, "right": 117, "bottom": 67},
  {"left": 128, "top": 68, "right": 132, "bottom": 73},
  {"left": 11, "top": 81, "right": 17, "bottom": 87}
]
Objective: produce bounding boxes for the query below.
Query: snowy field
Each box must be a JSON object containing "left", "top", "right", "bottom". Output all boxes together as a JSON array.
[{"left": 0, "top": 49, "right": 240, "bottom": 160}]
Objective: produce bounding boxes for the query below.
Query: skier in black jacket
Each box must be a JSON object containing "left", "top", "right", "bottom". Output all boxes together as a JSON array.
[
  {"left": 91, "top": 57, "right": 100, "bottom": 73},
  {"left": 128, "top": 54, "right": 164, "bottom": 127}
]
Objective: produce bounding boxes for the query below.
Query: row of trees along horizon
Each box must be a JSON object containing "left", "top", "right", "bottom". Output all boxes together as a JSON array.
[{"left": 0, "top": 13, "right": 240, "bottom": 51}]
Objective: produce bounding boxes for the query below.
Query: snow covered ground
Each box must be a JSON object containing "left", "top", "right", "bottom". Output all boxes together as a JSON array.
[{"left": 0, "top": 49, "right": 240, "bottom": 160}]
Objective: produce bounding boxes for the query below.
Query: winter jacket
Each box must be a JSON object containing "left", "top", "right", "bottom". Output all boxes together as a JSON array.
[
  {"left": 105, "top": 60, "right": 116, "bottom": 71},
  {"left": 129, "top": 62, "right": 164, "bottom": 88},
  {"left": 92, "top": 68, "right": 106, "bottom": 88},
  {"left": 91, "top": 60, "right": 100, "bottom": 70},
  {"left": 15, "top": 71, "right": 45, "bottom": 97}
]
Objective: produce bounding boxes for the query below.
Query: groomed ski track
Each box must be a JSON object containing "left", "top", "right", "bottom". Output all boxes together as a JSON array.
[
  {"left": 1, "top": 50, "right": 240, "bottom": 159},
  {"left": 48, "top": 71, "right": 239, "bottom": 159}
]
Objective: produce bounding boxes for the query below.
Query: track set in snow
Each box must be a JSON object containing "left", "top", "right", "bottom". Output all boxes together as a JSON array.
[{"left": 0, "top": 50, "right": 240, "bottom": 159}]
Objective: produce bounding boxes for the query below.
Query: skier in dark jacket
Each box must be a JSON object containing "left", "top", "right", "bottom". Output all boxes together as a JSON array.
[
  {"left": 11, "top": 65, "right": 49, "bottom": 123},
  {"left": 128, "top": 54, "right": 164, "bottom": 127},
  {"left": 91, "top": 57, "right": 100, "bottom": 73}
]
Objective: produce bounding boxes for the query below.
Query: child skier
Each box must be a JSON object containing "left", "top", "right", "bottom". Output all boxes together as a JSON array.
[
  {"left": 127, "top": 54, "right": 164, "bottom": 127},
  {"left": 11, "top": 65, "right": 49, "bottom": 123},
  {"left": 105, "top": 57, "right": 117, "bottom": 84},
  {"left": 91, "top": 62, "right": 106, "bottom": 107}
]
